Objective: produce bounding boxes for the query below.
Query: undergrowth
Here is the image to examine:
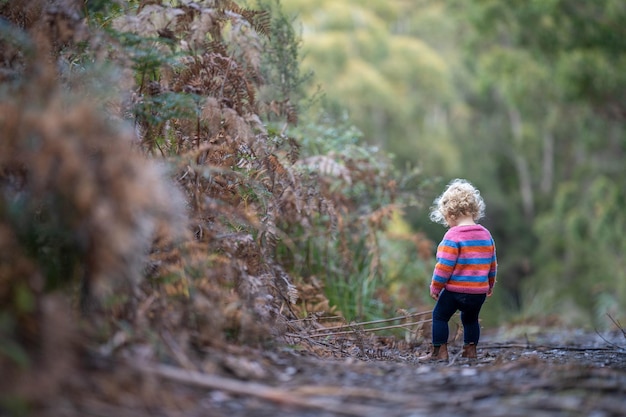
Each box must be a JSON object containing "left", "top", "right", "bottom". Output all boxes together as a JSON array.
[{"left": 0, "top": 0, "right": 432, "bottom": 411}]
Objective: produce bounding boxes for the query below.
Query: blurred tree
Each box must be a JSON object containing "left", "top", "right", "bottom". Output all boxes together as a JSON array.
[
  {"left": 449, "top": 0, "right": 626, "bottom": 326},
  {"left": 280, "top": 0, "right": 456, "bottom": 172}
]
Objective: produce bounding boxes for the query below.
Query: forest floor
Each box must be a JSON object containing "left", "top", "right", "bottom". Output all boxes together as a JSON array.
[{"left": 28, "top": 324, "right": 626, "bottom": 417}]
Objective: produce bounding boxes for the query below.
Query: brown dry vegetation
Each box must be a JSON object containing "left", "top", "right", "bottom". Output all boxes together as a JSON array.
[{"left": 0, "top": 0, "right": 427, "bottom": 414}]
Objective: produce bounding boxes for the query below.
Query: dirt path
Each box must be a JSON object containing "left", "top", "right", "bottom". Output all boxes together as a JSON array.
[
  {"left": 36, "top": 329, "right": 626, "bottom": 417},
  {"left": 196, "top": 330, "right": 626, "bottom": 417}
]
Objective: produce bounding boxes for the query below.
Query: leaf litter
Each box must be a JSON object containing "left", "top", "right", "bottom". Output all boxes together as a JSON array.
[{"left": 21, "top": 314, "right": 626, "bottom": 417}]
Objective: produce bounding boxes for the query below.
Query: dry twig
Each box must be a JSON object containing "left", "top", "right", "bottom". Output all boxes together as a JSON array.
[
  {"left": 607, "top": 313, "right": 626, "bottom": 338},
  {"left": 301, "top": 318, "right": 433, "bottom": 338},
  {"left": 307, "top": 311, "right": 431, "bottom": 333}
]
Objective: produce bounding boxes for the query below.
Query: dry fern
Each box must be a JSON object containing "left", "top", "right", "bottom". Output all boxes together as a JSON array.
[{"left": 1, "top": 5, "right": 416, "bottom": 408}]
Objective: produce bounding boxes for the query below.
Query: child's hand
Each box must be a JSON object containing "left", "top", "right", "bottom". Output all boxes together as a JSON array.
[
  {"left": 487, "top": 287, "right": 493, "bottom": 297},
  {"left": 430, "top": 289, "right": 439, "bottom": 300}
]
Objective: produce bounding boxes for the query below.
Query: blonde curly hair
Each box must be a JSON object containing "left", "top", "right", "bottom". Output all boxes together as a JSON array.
[{"left": 429, "top": 178, "right": 486, "bottom": 226}]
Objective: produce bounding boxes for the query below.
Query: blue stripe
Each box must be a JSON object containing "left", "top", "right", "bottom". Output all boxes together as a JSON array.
[
  {"left": 458, "top": 239, "right": 493, "bottom": 247},
  {"left": 437, "top": 258, "right": 456, "bottom": 267},
  {"left": 451, "top": 275, "right": 489, "bottom": 282},
  {"left": 456, "top": 257, "right": 493, "bottom": 265},
  {"left": 441, "top": 239, "right": 460, "bottom": 248},
  {"left": 433, "top": 275, "right": 448, "bottom": 284}
]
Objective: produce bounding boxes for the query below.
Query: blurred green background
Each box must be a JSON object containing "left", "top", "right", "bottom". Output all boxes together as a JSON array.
[{"left": 279, "top": 0, "right": 626, "bottom": 329}]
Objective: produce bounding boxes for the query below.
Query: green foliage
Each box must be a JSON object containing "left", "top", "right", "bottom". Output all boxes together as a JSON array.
[
  {"left": 280, "top": 110, "right": 430, "bottom": 321},
  {"left": 247, "top": 0, "right": 314, "bottom": 124},
  {"left": 295, "top": 112, "right": 362, "bottom": 155},
  {"left": 466, "top": 0, "right": 626, "bottom": 117},
  {"left": 452, "top": 0, "right": 626, "bottom": 327},
  {"left": 135, "top": 91, "right": 200, "bottom": 123},
  {"left": 83, "top": 0, "right": 126, "bottom": 27},
  {"left": 113, "top": 31, "right": 177, "bottom": 75},
  {"left": 530, "top": 177, "right": 626, "bottom": 326},
  {"left": 378, "top": 213, "right": 435, "bottom": 310},
  {"left": 283, "top": 0, "right": 455, "bottom": 170}
]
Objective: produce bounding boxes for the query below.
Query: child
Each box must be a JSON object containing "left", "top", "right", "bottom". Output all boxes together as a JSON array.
[{"left": 421, "top": 179, "right": 497, "bottom": 361}]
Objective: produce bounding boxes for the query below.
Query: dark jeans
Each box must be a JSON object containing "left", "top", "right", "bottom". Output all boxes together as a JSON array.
[{"left": 432, "top": 290, "right": 487, "bottom": 346}]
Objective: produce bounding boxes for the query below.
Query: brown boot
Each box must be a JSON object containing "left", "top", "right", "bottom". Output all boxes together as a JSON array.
[
  {"left": 462, "top": 343, "right": 477, "bottom": 359},
  {"left": 419, "top": 343, "right": 449, "bottom": 362}
]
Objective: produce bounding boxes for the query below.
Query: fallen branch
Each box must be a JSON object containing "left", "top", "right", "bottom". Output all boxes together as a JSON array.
[
  {"left": 288, "top": 315, "right": 345, "bottom": 323},
  {"left": 306, "top": 311, "right": 431, "bottom": 333},
  {"left": 130, "top": 361, "right": 405, "bottom": 417},
  {"left": 301, "top": 318, "right": 433, "bottom": 338},
  {"left": 283, "top": 332, "right": 349, "bottom": 356}
]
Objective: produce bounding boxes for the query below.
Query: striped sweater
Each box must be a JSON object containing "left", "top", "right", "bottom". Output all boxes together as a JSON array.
[{"left": 430, "top": 225, "right": 497, "bottom": 295}]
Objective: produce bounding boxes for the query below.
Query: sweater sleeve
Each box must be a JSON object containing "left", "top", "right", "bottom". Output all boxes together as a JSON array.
[
  {"left": 430, "top": 237, "right": 459, "bottom": 295},
  {"left": 488, "top": 239, "right": 497, "bottom": 289}
]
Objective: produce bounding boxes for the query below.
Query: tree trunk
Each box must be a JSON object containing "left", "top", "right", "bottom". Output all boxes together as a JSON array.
[
  {"left": 507, "top": 104, "right": 534, "bottom": 222},
  {"left": 540, "top": 131, "right": 554, "bottom": 195}
]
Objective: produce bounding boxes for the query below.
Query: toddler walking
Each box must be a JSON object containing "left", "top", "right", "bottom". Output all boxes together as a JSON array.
[{"left": 422, "top": 179, "right": 497, "bottom": 361}]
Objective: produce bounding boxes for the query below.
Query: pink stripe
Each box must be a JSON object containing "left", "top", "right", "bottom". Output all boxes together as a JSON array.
[
  {"left": 438, "top": 253, "right": 458, "bottom": 261},
  {"left": 456, "top": 269, "right": 490, "bottom": 276},
  {"left": 445, "top": 284, "right": 489, "bottom": 294},
  {"left": 459, "top": 251, "right": 492, "bottom": 257}
]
